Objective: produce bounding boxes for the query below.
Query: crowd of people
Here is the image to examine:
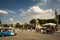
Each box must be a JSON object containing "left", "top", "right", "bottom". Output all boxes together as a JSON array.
[{"left": 35, "top": 25, "right": 56, "bottom": 34}]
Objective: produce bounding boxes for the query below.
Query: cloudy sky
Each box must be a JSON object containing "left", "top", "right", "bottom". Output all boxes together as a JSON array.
[{"left": 0, "top": 0, "right": 60, "bottom": 24}]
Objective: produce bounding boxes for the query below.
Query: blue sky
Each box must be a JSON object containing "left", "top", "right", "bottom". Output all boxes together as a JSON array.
[{"left": 0, "top": 0, "right": 60, "bottom": 24}]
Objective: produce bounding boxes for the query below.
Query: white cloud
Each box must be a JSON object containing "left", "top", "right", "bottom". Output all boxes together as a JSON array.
[
  {"left": 0, "top": 9, "right": 16, "bottom": 15},
  {"left": 9, "top": 18, "right": 14, "bottom": 24},
  {"left": 32, "top": 0, "right": 36, "bottom": 1},
  {"left": 0, "top": 10, "right": 8, "bottom": 14},
  {"left": 9, "top": 18, "right": 23, "bottom": 24},
  {"left": 28, "top": 6, "right": 54, "bottom": 14},
  {"left": 9, "top": 18, "right": 14, "bottom": 21},
  {"left": 13, "top": 21, "right": 23, "bottom": 24},
  {"left": 58, "top": 0, "right": 60, "bottom": 2},
  {"left": 5, "top": 9, "right": 16, "bottom": 14},
  {"left": 19, "top": 6, "right": 55, "bottom": 23},
  {"left": 35, "top": 0, "right": 48, "bottom": 6}
]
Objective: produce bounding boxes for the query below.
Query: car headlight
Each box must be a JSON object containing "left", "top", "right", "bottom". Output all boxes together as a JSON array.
[{"left": 11, "top": 32, "right": 14, "bottom": 35}]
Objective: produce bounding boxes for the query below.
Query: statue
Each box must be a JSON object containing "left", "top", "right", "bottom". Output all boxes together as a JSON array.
[{"left": 35, "top": 19, "right": 42, "bottom": 32}]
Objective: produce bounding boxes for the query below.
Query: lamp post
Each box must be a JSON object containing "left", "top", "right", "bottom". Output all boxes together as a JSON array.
[
  {"left": 55, "top": 10, "right": 58, "bottom": 31},
  {"left": 0, "top": 20, "right": 1, "bottom": 24},
  {"left": 0, "top": 20, "right": 2, "bottom": 27}
]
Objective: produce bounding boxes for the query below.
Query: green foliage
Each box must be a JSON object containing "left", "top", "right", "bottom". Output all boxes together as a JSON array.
[
  {"left": 10, "top": 24, "right": 13, "bottom": 27},
  {"left": 15, "top": 23, "right": 21, "bottom": 28},
  {"left": 30, "top": 19, "right": 56, "bottom": 25},
  {"left": 30, "top": 19, "right": 36, "bottom": 24},
  {"left": 3, "top": 24, "right": 9, "bottom": 27}
]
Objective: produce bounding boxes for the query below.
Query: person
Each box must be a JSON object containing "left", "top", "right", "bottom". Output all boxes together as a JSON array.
[
  {"left": 51, "top": 26, "right": 55, "bottom": 33},
  {"left": 49, "top": 26, "right": 55, "bottom": 34},
  {"left": 46, "top": 27, "right": 50, "bottom": 34}
]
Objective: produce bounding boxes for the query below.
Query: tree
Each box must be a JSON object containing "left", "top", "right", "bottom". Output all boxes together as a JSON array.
[
  {"left": 15, "top": 23, "right": 20, "bottom": 28},
  {"left": 3, "top": 24, "right": 9, "bottom": 27},
  {"left": 30, "top": 19, "right": 56, "bottom": 25},
  {"left": 30, "top": 19, "right": 36, "bottom": 24},
  {"left": 10, "top": 24, "right": 13, "bottom": 27},
  {"left": 24, "top": 23, "right": 29, "bottom": 29},
  {"left": 38, "top": 19, "right": 46, "bottom": 25}
]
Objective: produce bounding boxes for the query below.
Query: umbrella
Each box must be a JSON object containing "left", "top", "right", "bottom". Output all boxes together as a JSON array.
[{"left": 42, "top": 23, "right": 56, "bottom": 26}]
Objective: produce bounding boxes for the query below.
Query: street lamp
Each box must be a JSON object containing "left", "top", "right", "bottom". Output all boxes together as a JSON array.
[
  {"left": 0, "top": 20, "right": 1, "bottom": 24},
  {"left": 55, "top": 10, "right": 58, "bottom": 31}
]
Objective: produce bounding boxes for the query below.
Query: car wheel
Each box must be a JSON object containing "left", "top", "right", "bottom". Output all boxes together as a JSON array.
[{"left": 2, "top": 35, "right": 5, "bottom": 37}]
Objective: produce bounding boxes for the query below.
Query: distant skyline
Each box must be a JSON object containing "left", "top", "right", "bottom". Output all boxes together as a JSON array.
[{"left": 0, "top": 0, "right": 60, "bottom": 24}]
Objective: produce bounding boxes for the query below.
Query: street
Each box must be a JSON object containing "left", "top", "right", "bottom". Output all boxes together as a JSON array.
[{"left": 0, "top": 29, "right": 60, "bottom": 40}]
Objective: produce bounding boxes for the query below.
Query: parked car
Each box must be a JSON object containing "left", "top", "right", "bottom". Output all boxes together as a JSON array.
[
  {"left": 0, "top": 27, "right": 17, "bottom": 36},
  {"left": 35, "top": 27, "right": 47, "bottom": 33},
  {"left": 5, "top": 28, "right": 17, "bottom": 36},
  {"left": 40, "top": 27, "right": 47, "bottom": 34},
  {"left": 35, "top": 27, "right": 42, "bottom": 32},
  {"left": 0, "top": 29, "right": 5, "bottom": 36},
  {"left": 42, "top": 24, "right": 56, "bottom": 34}
]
